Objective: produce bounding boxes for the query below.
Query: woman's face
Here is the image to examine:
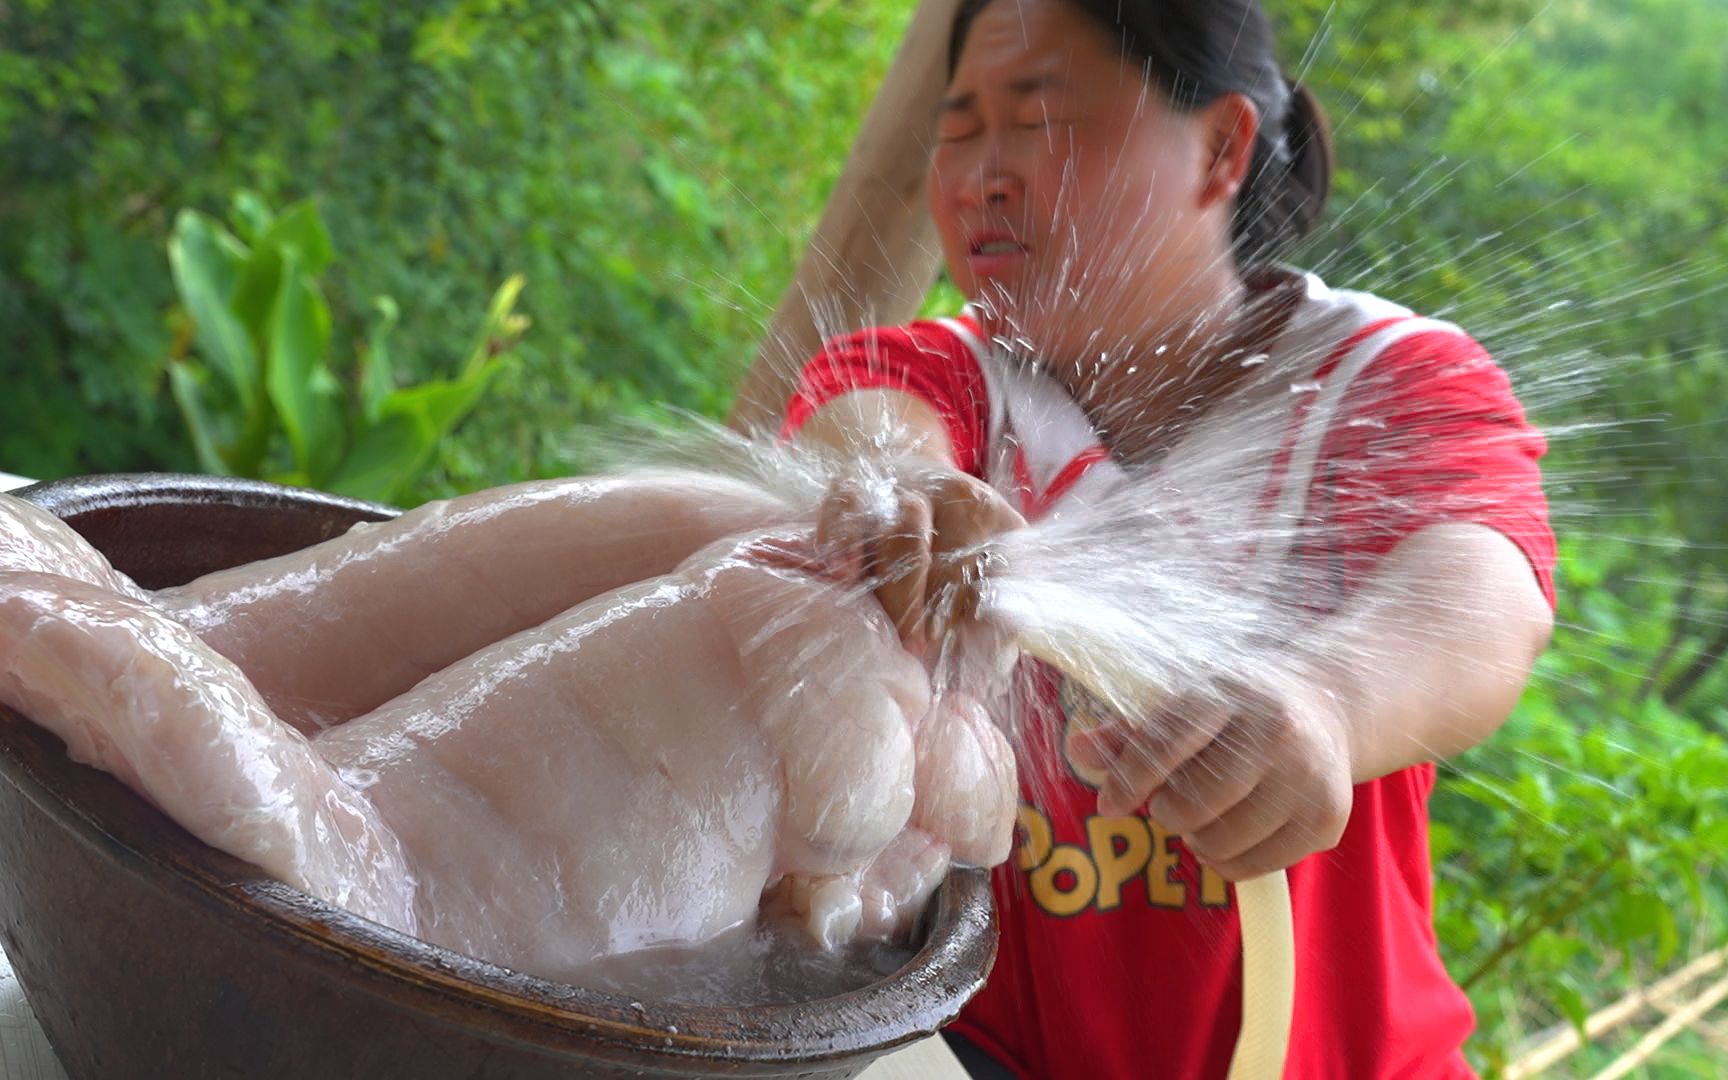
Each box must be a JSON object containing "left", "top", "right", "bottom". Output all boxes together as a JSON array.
[{"left": 930, "top": 0, "right": 1245, "bottom": 378}]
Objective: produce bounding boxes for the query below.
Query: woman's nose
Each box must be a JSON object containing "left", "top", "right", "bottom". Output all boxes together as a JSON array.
[{"left": 963, "top": 159, "right": 1023, "bottom": 211}]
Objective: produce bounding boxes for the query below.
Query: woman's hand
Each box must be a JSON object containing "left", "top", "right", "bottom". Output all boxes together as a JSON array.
[
  {"left": 1067, "top": 674, "right": 1356, "bottom": 881},
  {"left": 816, "top": 462, "right": 1025, "bottom": 645}
]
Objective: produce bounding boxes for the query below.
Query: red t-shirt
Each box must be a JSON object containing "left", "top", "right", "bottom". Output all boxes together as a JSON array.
[{"left": 782, "top": 305, "right": 1555, "bottom": 1079}]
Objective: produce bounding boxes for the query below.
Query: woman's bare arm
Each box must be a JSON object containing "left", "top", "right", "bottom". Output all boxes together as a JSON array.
[
  {"left": 1317, "top": 522, "right": 1555, "bottom": 783},
  {"left": 1069, "top": 521, "right": 1553, "bottom": 879},
  {"left": 792, "top": 388, "right": 957, "bottom": 464}
]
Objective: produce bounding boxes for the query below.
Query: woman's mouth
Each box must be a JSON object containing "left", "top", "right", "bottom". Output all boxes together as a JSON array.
[{"left": 967, "top": 236, "right": 1029, "bottom": 280}]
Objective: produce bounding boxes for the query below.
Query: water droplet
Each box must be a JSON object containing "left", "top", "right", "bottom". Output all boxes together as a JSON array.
[
  {"left": 1154, "top": 345, "right": 1169, "bottom": 356},
  {"left": 1241, "top": 353, "right": 1269, "bottom": 368},
  {"left": 1289, "top": 380, "right": 1323, "bottom": 394},
  {"left": 341, "top": 767, "right": 380, "bottom": 789}
]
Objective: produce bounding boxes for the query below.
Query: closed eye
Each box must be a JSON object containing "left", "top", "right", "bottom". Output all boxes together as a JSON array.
[
  {"left": 1015, "top": 96, "right": 1073, "bottom": 131},
  {"left": 937, "top": 116, "right": 983, "bottom": 143}
]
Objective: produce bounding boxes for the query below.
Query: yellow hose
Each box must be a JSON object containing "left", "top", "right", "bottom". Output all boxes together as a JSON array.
[
  {"left": 1226, "top": 871, "right": 1295, "bottom": 1080},
  {"left": 1013, "top": 635, "right": 1296, "bottom": 1080}
]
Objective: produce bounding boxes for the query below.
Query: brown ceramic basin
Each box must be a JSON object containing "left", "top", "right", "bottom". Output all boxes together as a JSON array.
[{"left": 0, "top": 474, "right": 995, "bottom": 1080}]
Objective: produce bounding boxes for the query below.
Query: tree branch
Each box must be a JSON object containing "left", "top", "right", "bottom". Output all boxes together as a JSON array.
[
  {"left": 1637, "top": 575, "right": 1698, "bottom": 704},
  {"left": 1661, "top": 614, "right": 1728, "bottom": 709},
  {"left": 1460, "top": 851, "right": 1620, "bottom": 992}
]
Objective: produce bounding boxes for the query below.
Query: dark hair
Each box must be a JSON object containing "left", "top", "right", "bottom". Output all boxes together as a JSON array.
[{"left": 948, "top": 0, "right": 1334, "bottom": 268}]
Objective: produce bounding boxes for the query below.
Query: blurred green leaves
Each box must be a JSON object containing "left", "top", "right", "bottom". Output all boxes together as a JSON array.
[
  {"left": 1432, "top": 532, "right": 1728, "bottom": 1072},
  {"left": 0, "top": 0, "right": 919, "bottom": 497},
  {"left": 166, "top": 194, "right": 525, "bottom": 503}
]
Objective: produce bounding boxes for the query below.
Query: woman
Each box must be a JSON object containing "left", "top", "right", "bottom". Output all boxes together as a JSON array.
[{"left": 773, "top": 0, "right": 1556, "bottom": 1076}]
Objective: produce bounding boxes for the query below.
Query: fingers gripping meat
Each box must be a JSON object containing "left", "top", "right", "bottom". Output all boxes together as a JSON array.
[
  {"left": 155, "top": 473, "right": 794, "bottom": 733},
  {"left": 0, "top": 572, "right": 417, "bottom": 932}
]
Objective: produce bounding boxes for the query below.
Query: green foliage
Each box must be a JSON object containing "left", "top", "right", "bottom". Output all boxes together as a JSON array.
[
  {"left": 437, "top": 0, "right": 917, "bottom": 486},
  {"left": 166, "top": 194, "right": 526, "bottom": 503},
  {"left": 1432, "top": 532, "right": 1728, "bottom": 1071},
  {"left": 0, "top": 0, "right": 911, "bottom": 497},
  {"left": 0, "top": 0, "right": 602, "bottom": 496}
]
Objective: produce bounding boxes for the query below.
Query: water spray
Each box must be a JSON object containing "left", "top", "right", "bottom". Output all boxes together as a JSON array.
[
  {"left": 976, "top": 571, "right": 1296, "bottom": 1080},
  {"left": 584, "top": 413, "right": 1308, "bottom": 1075}
]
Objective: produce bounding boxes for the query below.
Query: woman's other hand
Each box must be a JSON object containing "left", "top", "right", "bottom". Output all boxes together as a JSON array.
[{"left": 1066, "top": 674, "right": 1355, "bottom": 882}]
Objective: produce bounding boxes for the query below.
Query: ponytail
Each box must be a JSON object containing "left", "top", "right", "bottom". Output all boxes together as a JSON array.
[{"left": 1235, "top": 78, "right": 1335, "bottom": 266}]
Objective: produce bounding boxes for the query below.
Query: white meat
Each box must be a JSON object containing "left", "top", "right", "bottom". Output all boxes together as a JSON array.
[{"left": 0, "top": 481, "right": 1017, "bottom": 981}]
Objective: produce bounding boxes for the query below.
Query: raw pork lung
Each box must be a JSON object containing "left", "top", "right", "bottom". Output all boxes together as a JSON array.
[
  {"left": 154, "top": 472, "right": 797, "bottom": 733},
  {"left": 0, "top": 483, "right": 1015, "bottom": 981},
  {"left": 0, "top": 569, "right": 420, "bottom": 933}
]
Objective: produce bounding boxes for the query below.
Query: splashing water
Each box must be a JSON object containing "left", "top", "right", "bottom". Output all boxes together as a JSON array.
[{"left": 588, "top": 314, "right": 1568, "bottom": 822}]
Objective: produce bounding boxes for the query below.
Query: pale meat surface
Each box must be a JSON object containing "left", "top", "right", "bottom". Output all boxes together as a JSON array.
[
  {"left": 0, "top": 484, "right": 1017, "bottom": 984},
  {"left": 154, "top": 473, "right": 797, "bottom": 732},
  {"left": 0, "top": 571, "right": 420, "bottom": 932},
  {"left": 0, "top": 494, "right": 149, "bottom": 601}
]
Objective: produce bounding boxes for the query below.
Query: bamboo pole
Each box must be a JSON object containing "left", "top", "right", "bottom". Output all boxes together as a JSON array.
[
  {"left": 728, "top": 0, "right": 958, "bottom": 435},
  {"left": 1504, "top": 948, "right": 1726, "bottom": 1078},
  {"left": 1651, "top": 1006, "right": 1728, "bottom": 1054},
  {"left": 1587, "top": 972, "right": 1728, "bottom": 1080}
]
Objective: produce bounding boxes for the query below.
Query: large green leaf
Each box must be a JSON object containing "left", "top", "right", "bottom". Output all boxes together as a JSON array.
[
  {"left": 166, "top": 361, "right": 237, "bottom": 475},
  {"left": 336, "top": 354, "right": 512, "bottom": 501},
  {"left": 305, "top": 366, "right": 348, "bottom": 483},
  {"left": 167, "top": 210, "right": 259, "bottom": 413},
  {"left": 381, "top": 370, "right": 496, "bottom": 437},
  {"left": 326, "top": 413, "right": 432, "bottom": 504},
  {"left": 230, "top": 246, "right": 284, "bottom": 363},
  {"left": 264, "top": 252, "right": 334, "bottom": 475},
  {"left": 360, "top": 296, "right": 402, "bottom": 424},
  {"left": 229, "top": 190, "right": 274, "bottom": 246},
  {"left": 259, "top": 199, "right": 335, "bottom": 278}
]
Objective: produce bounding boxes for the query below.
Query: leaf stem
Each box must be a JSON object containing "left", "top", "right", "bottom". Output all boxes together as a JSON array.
[{"left": 1461, "top": 848, "right": 1623, "bottom": 992}]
